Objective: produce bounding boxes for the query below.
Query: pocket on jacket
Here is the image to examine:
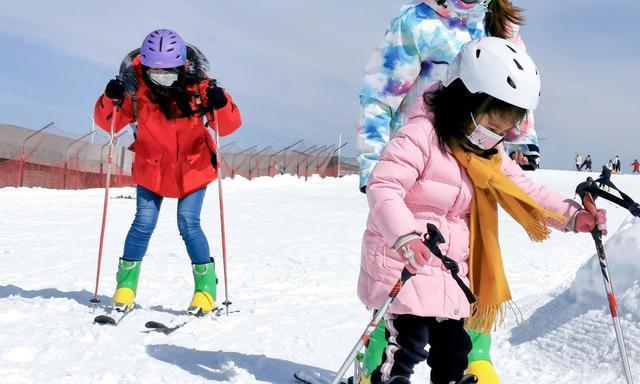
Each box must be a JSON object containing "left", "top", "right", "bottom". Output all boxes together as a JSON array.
[
  {"left": 186, "top": 153, "right": 201, "bottom": 165},
  {"left": 134, "top": 152, "right": 162, "bottom": 191}
]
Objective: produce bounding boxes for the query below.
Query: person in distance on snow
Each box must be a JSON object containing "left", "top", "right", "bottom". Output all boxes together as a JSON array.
[
  {"left": 580, "top": 154, "right": 592, "bottom": 171},
  {"left": 575, "top": 153, "right": 582, "bottom": 171},
  {"left": 355, "top": 1, "right": 536, "bottom": 382},
  {"left": 358, "top": 37, "right": 607, "bottom": 384},
  {"left": 93, "top": 29, "right": 241, "bottom": 315}
]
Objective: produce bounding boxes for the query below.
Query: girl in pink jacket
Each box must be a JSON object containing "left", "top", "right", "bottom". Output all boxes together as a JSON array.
[{"left": 358, "top": 37, "right": 607, "bottom": 384}]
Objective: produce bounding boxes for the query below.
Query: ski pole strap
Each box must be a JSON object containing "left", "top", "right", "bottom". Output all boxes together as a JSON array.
[
  {"left": 424, "top": 223, "right": 477, "bottom": 304},
  {"left": 576, "top": 178, "right": 640, "bottom": 217}
]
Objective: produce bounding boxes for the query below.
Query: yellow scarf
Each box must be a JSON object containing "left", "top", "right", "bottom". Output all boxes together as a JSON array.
[{"left": 451, "top": 144, "right": 565, "bottom": 333}]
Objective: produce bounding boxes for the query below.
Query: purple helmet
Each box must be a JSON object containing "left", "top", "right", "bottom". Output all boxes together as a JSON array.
[{"left": 140, "top": 29, "right": 187, "bottom": 69}]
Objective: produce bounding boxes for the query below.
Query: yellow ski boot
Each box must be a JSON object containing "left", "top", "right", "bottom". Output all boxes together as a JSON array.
[
  {"left": 111, "top": 258, "right": 141, "bottom": 312},
  {"left": 187, "top": 259, "right": 217, "bottom": 316},
  {"left": 466, "top": 331, "right": 500, "bottom": 383}
]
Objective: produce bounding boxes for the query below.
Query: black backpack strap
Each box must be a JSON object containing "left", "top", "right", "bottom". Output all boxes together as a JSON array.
[{"left": 131, "top": 94, "right": 138, "bottom": 123}]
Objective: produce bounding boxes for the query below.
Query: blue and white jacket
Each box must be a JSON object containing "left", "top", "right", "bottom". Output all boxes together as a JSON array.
[{"left": 357, "top": 0, "right": 539, "bottom": 188}]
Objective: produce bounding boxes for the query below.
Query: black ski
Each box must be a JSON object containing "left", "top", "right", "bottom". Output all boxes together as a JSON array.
[
  {"left": 93, "top": 308, "right": 131, "bottom": 326},
  {"left": 142, "top": 307, "right": 238, "bottom": 334},
  {"left": 144, "top": 320, "right": 187, "bottom": 335}
]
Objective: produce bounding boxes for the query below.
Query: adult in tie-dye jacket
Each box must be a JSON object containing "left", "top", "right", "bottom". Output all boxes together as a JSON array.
[
  {"left": 355, "top": 1, "right": 532, "bottom": 383},
  {"left": 357, "top": 0, "right": 539, "bottom": 193}
]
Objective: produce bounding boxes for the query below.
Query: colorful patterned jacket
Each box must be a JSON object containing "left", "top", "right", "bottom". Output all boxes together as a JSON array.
[{"left": 357, "top": 0, "right": 539, "bottom": 189}]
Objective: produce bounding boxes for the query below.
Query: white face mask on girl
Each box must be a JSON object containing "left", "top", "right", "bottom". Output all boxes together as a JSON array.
[
  {"left": 148, "top": 72, "right": 178, "bottom": 87},
  {"left": 466, "top": 112, "right": 504, "bottom": 150}
]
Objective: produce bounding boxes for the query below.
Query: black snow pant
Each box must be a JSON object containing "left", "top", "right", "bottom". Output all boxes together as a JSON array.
[{"left": 372, "top": 314, "right": 472, "bottom": 384}]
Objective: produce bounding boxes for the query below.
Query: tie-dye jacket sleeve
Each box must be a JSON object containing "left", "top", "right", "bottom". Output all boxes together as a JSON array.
[
  {"left": 356, "top": 7, "right": 422, "bottom": 190},
  {"left": 502, "top": 26, "right": 541, "bottom": 161}
]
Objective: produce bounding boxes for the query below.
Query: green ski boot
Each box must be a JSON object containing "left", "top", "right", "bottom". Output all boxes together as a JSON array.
[
  {"left": 111, "top": 258, "right": 141, "bottom": 312},
  {"left": 187, "top": 258, "right": 217, "bottom": 316}
]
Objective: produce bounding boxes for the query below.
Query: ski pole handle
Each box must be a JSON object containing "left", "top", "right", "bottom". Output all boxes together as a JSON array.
[{"left": 581, "top": 192, "right": 598, "bottom": 217}]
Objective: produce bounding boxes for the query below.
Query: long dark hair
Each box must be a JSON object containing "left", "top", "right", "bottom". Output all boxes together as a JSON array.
[
  {"left": 141, "top": 65, "right": 203, "bottom": 120},
  {"left": 424, "top": 79, "right": 526, "bottom": 154},
  {"left": 485, "top": 0, "right": 525, "bottom": 39}
]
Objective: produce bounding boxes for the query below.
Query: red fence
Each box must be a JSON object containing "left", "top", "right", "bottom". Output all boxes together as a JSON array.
[{"left": 0, "top": 123, "right": 358, "bottom": 190}]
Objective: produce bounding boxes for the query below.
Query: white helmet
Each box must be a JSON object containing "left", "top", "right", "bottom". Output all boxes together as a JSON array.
[{"left": 444, "top": 37, "right": 541, "bottom": 110}]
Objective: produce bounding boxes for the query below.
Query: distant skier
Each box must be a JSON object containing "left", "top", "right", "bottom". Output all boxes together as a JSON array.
[
  {"left": 613, "top": 155, "right": 621, "bottom": 173},
  {"left": 355, "top": 1, "right": 541, "bottom": 382},
  {"left": 598, "top": 163, "right": 613, "bottom": 190},
  {"left": 575, "top": 153, "right": 582, "bottom": 171},
  {"left": 632, "top": 159, "right": 640, "bottom": 174},
  {"left": 93, "top": 29, "right": 241, "bottom": 315},
  {"left": 580, "top": 154, "right": 592, "bottom": 171},
  {"left": 358, "top": 38, "right": 606, "bottom": 384}
]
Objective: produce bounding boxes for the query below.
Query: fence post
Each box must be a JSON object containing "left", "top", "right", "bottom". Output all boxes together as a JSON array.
[
  {"left": 63, "top": 130, "right": 95, "bottom": 189},
  {"left": 217, "top": 141, "right": 236, "bottom": 179},
  {"left": 17, "top": 122, "right": 54, "bottom": 187},
  {"left": 304, "top": 145, "right": 329, "bottom": 180},
  {"left": 267, "top": 139, "right": 303, "bottom": 176},
  {"left": 293, "top": 146, "right": 318, "bottom": 176},
  {"left": 231, "top": 145, "right": 257, "bottom": 178},
  {"left": 248, "top": 146, "right": 272, "bottom": 180},
  {"left": 315, "top": 145, "right": 335, "bottom": 175}
]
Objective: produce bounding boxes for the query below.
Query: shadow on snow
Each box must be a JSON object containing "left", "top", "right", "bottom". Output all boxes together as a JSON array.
[
  {"left": 147, "top": 343, "right": 335, "bottom": 383},
  {"left": 0, "top": 284, "right": 184, "bottom": 315}
]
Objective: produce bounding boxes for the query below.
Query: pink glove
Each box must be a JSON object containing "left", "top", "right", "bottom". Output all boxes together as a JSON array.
[
  {"left": 574, "top": 208, "right": 608, "bottom": 236},
  {"left": 399, "top": 238, "right": 432, "bottom": 274}
]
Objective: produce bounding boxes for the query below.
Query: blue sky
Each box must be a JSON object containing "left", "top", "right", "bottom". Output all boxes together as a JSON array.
[{"left": 1, "top": 0, "right": 638, "bottom": 170}]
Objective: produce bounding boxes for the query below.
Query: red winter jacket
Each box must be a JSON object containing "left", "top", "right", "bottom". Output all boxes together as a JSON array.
[{"left": 94, "top": 57, "right": 241, "bottom": 198}]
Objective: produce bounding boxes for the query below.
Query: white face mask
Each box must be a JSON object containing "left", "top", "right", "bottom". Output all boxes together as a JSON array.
[
  {"left": 148, "top": 72, "right": 178, "bottom": 87},
  {"left": 466, "top": 112, "right": 504, "bottom": 150}
]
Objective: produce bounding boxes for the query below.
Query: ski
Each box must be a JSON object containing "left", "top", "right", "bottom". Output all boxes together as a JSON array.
[
  {"left": 144, "top": 320, "right": 187, "bottom": 335},
  {"left": 93, "top": 308, "right": 131, "bottom": 326},
  {"left": 142, "top": 307, "right": 237, "bottom": 334}
]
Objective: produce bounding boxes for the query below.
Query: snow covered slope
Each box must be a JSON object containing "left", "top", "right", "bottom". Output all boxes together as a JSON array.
[{"left": 0, "top": 171, "right": 638, "bottom": 383}]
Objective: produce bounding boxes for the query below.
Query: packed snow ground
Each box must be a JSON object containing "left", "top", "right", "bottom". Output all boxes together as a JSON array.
[{"left": 1, "top": 171, "right": 639, "bottom": 384}]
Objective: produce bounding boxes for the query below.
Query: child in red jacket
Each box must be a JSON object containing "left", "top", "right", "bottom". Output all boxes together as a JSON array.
[{"left": 94, "top": 29, "right": 241, "bottom": 315}]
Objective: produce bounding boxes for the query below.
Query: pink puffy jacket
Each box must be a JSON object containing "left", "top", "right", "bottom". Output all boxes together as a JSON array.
[{"left": 358, "top": 84, "right": 582, "bottom": 319}]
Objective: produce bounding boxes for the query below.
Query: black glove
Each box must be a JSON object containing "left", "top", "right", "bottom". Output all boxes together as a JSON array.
[
  {"left": 206, "top": 84, "right": 228, "bottom": 110},
  {"left": 105, "top": 79, "right": 125, "bottom": 101}
]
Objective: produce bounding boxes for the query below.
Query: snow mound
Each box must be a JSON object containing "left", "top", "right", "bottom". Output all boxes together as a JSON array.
[{"left": 570, "top": 217, "right": 640, "bottom": 318}]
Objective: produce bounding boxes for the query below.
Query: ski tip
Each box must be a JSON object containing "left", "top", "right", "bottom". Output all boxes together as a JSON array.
[
  {"left": 94, "top": 315, "right": 117, "bottom": 326},
  {"left": 145, "top": 321, "right": 169, "bottom": 330}
]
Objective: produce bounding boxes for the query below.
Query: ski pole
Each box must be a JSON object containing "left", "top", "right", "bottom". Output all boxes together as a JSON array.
[
  {"left": 580, "top": 191, "right": 634, "bottom": 384},
  {"left": 330, "top": 267, "right": 415, "bottom": 384},
  {"left": 330, "top": 224, "right": 477, "bottom": 384},
  {"left": 211, "top": 109, "right": 232, "bottom": 316},
  {"left": 91, "top": 104, "right": 120, "bottom": 306},
  {"left": 329, "top": 225, "right": 447, "bottom": 383}
]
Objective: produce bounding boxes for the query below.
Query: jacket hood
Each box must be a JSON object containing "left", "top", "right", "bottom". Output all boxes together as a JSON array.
[{"left": 117, "top": 44, "right": 210, "bottom": 95}]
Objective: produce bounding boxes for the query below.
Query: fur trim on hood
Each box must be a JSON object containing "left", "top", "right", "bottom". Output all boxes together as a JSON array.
[{"left": 117, "top": 44, "right": 210, "bottom": 95}]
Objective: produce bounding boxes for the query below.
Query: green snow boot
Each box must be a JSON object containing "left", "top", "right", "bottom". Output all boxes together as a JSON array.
[
  {"left": 466, "top": 330, "right": 500, "bottom": 383},
  {"left": 187, "top": 258, "right": 218, "bottom": 316},
  {"left": 111, "top": 258, "right": 141, "bottom": 312}
]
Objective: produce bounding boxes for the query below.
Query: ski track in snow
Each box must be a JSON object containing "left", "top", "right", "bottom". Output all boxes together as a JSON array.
[{"left": 0, "top": 171, "right": 639, "bottom": 383}]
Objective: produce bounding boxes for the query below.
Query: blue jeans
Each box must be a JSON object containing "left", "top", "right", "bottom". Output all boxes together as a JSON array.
[{"left": 122, "top": 185, "right": 211, "bottom": 264}]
